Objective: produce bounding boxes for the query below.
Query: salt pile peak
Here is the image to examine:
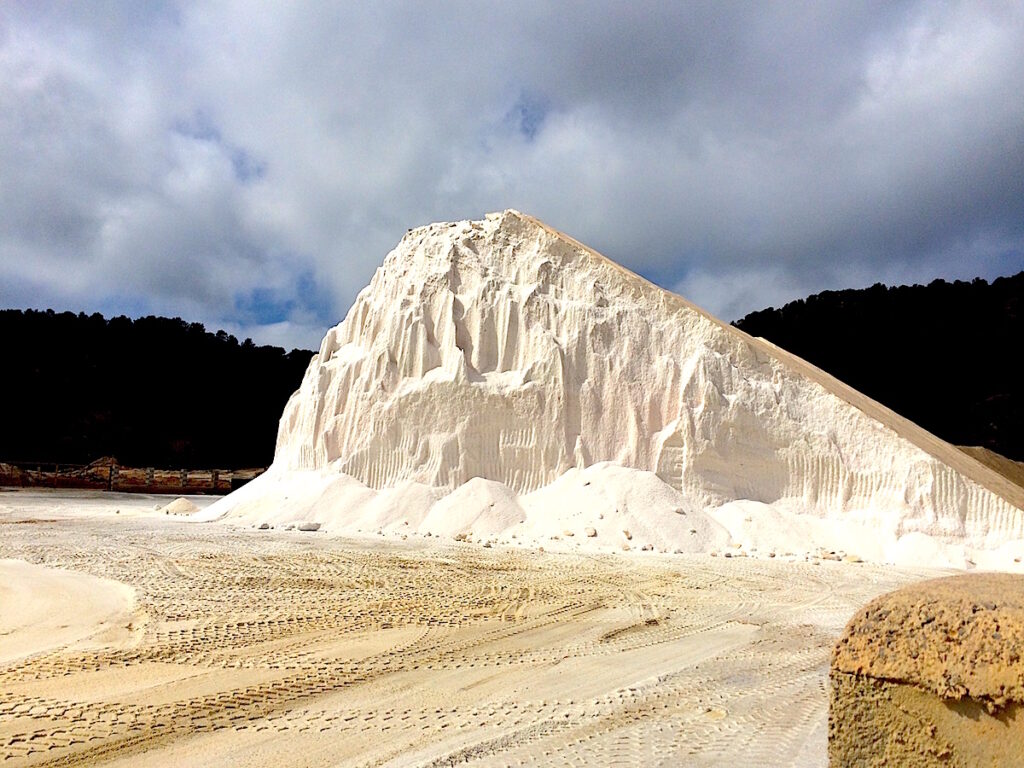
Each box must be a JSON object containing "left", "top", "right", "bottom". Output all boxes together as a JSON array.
[{"left": 267, "top": 210, "right": 1022, "bottom": 549}]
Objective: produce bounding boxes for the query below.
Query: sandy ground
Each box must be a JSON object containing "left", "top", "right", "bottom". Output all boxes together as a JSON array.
[
  {"left": 0, "top": 559, "right": 137, "bottom": 666},
  {"left": 0, "top": 489, "right": 943, "bottom": 766}
]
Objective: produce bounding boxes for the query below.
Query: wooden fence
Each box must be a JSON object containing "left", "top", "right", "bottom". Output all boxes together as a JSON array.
[{"left": 0, "top": 459, "right": 263, "bottom": 494}]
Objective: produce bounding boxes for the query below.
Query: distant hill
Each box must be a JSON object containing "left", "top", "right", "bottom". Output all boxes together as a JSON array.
[
  {"left": 734, "top": 272, "right": 1024, "bottom": 461},
  {"left": 0, "top": 309, "right": 314, "bottom": 469},
  {"left": 6, "top": 271, "right": 1022, "bottom": 472}
]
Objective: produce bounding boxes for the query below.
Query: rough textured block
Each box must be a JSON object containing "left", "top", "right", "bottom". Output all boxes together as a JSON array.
[{"left": 830, "top": 573, "right": 1024, "bottom": 766}]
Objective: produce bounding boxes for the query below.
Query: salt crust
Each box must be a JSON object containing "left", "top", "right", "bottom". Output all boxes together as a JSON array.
[{"left": 199, "top": 211, "right": 1024, "bottom": 567}]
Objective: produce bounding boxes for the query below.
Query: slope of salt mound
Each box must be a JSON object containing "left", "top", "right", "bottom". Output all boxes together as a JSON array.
[
  {"left": 197, "top": 460, "right": 1024, "bottom": 569},
  {"left": 707, "top": 500, "right": 1021, "bottom": 569},
  {"left": 348, "top": 481, "right": 446, "bottom": 532},
  {"left": 191, "top": 471, "right": 270, "bottom": 522},
  {"left": 886, "top": 532, "right": 969, "bottom": 569},
  {"left": 514, "top": 463, "right": 729, "bottom": 553},
  {"left": 305, "top": 473, "right": 377, "bottom": 529},
  {"left": 199, "top": 463, "right": 721, "bottom": 548},
  {"left": 191, "top": 468, "right": 344, "bottom": 526},
  {"left": 708, "top": 500, "right": 890, "bottom": 560},
  {"left": 971, "top": 540, "right": 1024, "bottom": 573},
  {"left": 417, "top": 477, "right": 525, "bottom": 538},
  {"left": 194, "top": 468, "right": 448, "bottom": 535}
]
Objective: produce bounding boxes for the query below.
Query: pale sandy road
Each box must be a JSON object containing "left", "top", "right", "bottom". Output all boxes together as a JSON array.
[{"left": 0, "top": 491, "right": 943, "bottom": 767}]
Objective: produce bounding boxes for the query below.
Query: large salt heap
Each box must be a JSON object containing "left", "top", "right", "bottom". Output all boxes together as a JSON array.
[{"left": 203, "top": 210, "right": 1024, "bottom": 565}]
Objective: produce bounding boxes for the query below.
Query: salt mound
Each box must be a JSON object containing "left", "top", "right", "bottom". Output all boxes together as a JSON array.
[
  {"left": 419, "top": 477, "right": 525, "bottom": 538},
  {"left": 192, "top": 469, "right": 341, "bottom": 527},
  {"left": 161, "top": 497, "right": 199, "bottom": 516},
  {"left": 203, "top": 211, "right": 1024, "bottom": 567},
  {"left": 349, "top": 481, "right": 446, "bottom": 532},
  {"left": 198, "top": 461, "right": 729, "bottom": 554},
  {"left": 516, "top": 463, "right": 729, "bottom": 553}
]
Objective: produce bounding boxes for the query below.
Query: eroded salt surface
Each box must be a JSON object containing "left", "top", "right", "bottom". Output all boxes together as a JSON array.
[{"left": 199, "top": 211, "right": 1024, "bottom": 568}]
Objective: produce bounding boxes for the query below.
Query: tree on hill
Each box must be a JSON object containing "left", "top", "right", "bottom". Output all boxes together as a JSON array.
[
  {"left": 0, "top": 309, "right": 314, "bottom": 469},
  {"left": 733, "top": 272, "right": 1024, "bottom": 461}
]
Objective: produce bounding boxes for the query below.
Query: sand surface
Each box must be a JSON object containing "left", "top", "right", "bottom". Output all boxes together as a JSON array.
[
  {"left": 0, "top": 560, "right": 137, "bottom": 665},
  {"left": 0, "top": 489, "right": 941, "bottom": 767}
]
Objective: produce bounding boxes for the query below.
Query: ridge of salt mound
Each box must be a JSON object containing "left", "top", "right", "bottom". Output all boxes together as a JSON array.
[{"left": 206, "top": 210, "right": 1024, "bottom": 564}]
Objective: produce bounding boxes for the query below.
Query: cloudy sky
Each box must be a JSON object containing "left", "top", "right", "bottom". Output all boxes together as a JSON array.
[{"left": 2, "top": 2, "right": 1022, "bottom": 350}]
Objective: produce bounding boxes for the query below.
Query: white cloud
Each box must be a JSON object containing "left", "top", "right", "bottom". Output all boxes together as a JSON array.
[{"left": 1, "top": 0, "right": 1022, "bottom": 345}]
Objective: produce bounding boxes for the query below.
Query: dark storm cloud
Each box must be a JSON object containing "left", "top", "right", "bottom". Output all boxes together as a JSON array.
[{"left": 1, "top": 1, "right": 1022, "bottom": 348}]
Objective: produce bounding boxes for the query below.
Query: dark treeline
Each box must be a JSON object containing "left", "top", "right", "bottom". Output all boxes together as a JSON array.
[
  {"left": 6, "top": 272, "right": 1021, "bottom": 469},
  {"left": 1, "top": 309, "right": 314, "bottom": 469},
  {"left": 734, "top": 271, "right": 1024, "bottom": 461}
]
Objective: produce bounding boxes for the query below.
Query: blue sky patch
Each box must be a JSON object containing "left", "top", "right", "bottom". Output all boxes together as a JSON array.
[
  {"left": 232, "top": 269, "right": 336, "bottom": 327},
  {"left": 504, "top": 92, "right": 549, "bottom": 141}
]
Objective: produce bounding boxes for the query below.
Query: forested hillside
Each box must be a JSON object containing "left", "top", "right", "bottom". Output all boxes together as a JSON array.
[
  {"left": 734, "top": 272, "right": 1023, "bottom": 461},
  {"left": 5, "top": 270, "right": 1021, "bottom": 471},
  {"left": 1, "top": 310, "right": 314, "bottom": 468}
]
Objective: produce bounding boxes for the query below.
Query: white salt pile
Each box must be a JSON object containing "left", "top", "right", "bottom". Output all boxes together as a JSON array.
[
  {"left": 161, "top": 497, "right": 200, "bottom": 516},
  {"left": 195, "top": 462, "right": 732, "bottom": 555},
  {"left": 197, "top": 211, "right": 1024, "bottom": 569}
]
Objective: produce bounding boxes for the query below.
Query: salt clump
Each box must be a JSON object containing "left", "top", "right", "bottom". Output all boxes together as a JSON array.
[
  {"left": 161, "top": 497, "right": 199, "bottom": 516},
  {"left": 420, "top": 477, "right": 525, "bottom": 538},
  {"left": 200, "top": 211, "right": 1024, "bottom": 566}
]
